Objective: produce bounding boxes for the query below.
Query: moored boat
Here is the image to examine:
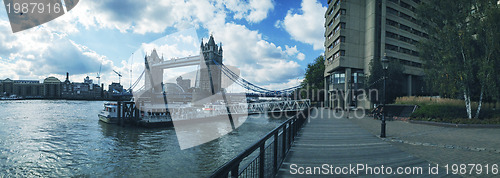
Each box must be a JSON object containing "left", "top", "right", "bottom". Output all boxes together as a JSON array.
[{"left": 98, "top": 103, "right": 119, "bottom": 124}]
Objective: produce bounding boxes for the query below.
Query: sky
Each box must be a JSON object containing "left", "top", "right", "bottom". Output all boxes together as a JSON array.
[{"left": 0, "top": 0, "right": 327, "bottom": 91}]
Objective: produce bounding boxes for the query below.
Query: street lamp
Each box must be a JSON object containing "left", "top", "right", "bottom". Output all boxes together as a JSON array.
[{"left": 380, "top": 54, "right": 389, "bottom": 138}]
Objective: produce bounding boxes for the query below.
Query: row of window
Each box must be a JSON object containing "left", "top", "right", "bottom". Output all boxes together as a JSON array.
[
  {"left": 386, "top": 31, "right": 418, "bottom": 45},
  {"left": 386, "top": 43, "right": 419, "bottom": 57},
  {"left": 328, "top": 0, "right": 344, "bottom": 8},
  {"left": 386, "top": 56, "right": 422, "bottom": 68},
  {"left": 387, "top": 6, "right": 418, "bottom": 24},
  {"left": 327, "top": 36, "right": 346, "bottom": 52},
  {"left": 388, "top": 0, "right": 420, "bottom": 12},
  {"left": 326, "top": 50, "right": 345, "bottom": 62},
  {"left": 329, "top": 71, "right": 364, "bottom": 84},
  {"left": 386, "top": 19, "right": 428, "bottom": 38},
  {"left": 327, "top": 9, "right": 346, "bottom": 28}
]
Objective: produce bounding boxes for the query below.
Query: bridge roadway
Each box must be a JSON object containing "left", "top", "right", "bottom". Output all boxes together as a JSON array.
[{"left": 277, "top": 108, "right": 453, "bottom": 177}]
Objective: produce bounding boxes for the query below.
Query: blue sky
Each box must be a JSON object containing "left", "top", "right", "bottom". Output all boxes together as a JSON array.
[{"left": 0, "top": 0, "right": 327, "bottom": 91}]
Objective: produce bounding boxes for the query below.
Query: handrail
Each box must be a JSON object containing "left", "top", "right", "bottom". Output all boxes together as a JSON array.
[{"left": 209, "top": 108, "right": 311, "bottom": 178}]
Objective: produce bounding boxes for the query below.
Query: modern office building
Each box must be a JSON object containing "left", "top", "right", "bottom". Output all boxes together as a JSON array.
[{"left": 324, "top": 0, "right": 427, "bottom": 109}]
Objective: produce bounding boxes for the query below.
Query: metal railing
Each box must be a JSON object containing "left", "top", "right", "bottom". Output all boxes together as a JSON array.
[{"left": 210, "top": 108, "right": 311, "bottom": 178}]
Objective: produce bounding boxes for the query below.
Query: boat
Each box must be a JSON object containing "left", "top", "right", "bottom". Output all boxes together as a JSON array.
[{"left": 98, "top": 103, "right": 119, "bottom": 124}]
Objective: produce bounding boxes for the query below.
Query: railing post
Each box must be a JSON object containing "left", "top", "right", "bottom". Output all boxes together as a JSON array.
[
  {"left": 117, "top": 101, "right": 122, "bottom": 126},
  {"left": 287, "top": 122, "right": 292, "bottom": 149},
  {"left": 282, "top": 123, "right": 287, "bottom": 156},
  {"left": 231, "top": 163, "right": 239, "bottom": 178},
  {"left": 273, "top": 132, "right": 278, "bottom": 175},
  {"left": 259, "top": 144, "right": 265, "bottom": 178}
]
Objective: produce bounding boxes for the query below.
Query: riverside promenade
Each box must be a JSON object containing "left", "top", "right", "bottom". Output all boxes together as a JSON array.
[{"left": 277, "top": 108, "right": 456, "bottom": 177}]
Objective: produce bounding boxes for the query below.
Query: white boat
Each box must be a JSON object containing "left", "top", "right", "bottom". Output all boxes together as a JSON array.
[{"left": 98, "top": 103, "right": 119, "bottom": 124}]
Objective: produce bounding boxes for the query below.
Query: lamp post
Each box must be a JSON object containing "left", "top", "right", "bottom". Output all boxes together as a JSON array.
[{"left": 380, "top": 54, "right": 389, "bottom": 138}]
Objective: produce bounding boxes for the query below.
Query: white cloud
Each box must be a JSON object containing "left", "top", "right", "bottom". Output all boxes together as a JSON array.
[
  {"left": 280, "top": 0, "right": 326, "bottom": 50},
  {"left": 222, "top": 0, "right": 274, "bottom": 23},
  {"left": 297, "top": 52, "right": 306, "bottom": 60},
  {"left": 0, "top": 20, "right": 114, "bottom": 83},
  {"left": 207, "top": 23, "right": 303, "bottom": 86}
]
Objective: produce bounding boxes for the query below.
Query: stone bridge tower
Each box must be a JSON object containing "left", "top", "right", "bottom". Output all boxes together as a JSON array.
[
  {"left": 193, "top": 35, "right": 223, "bottom": 101},
  {"left": 144, "top": 49, "right": 164, "bottom": 93}
]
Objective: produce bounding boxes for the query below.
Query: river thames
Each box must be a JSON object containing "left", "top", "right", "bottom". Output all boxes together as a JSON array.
[{"left": 0, "top": 100, "right": 290, "bottom": 177}]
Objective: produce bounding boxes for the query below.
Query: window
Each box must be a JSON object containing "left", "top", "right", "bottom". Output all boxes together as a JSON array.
[
  {"left": 328, "top": 44, "right": 333, "bottom": 51},
  {"left": 328, "top": 20, "right": 333, "bottom": 27},
  {"left": 352, "top": 72, "right": 364, "bottom": 84},
  {"left": 328, "top": 8, "right": 334, "bottom": 16},
  {"left": 386, "top": 19, "right": 399, "bottom": 27},
  {"left": 334, "top": 36, "right": 345, "bottom": 47},
  {"left": 400, "top": 24, "right": 411, "bottom": 32},
  {"left": 340, "top": 9, "right": 346, "bottom": 15},
  {"left": 334, "top": 50, "right": 345, "bottom": 59},
  {"left": 334, "top": 9, "right": 345, "bottom": 21},
  {"left": 400, "top": 47, "right": 412, "bottom": 54},
  {"left": 333, "top": 0, "right": 340, "bottom": 8},
  {"left": 339, "top": 73, "right": 345, "bottom": 84},
  {"left": 386, "top": 43, "right": 399, "bottom": 51},
  {"left": 334, "top": 37, "right": 340, "bottom": 47},
  {"left": 334, "top": 22, "right": 346, "bottom": 34},
  {"left": 328, "top": 32, "right": 333, "bottom": 40},
  {"left": 400, "top": 1, "right": 412, "bottom": 11},
  {"left": 387, "top": 7, "right": 399, "bottom": 15},
  {"left": 386, "top": 31, "right": 398, "bottom": 39},
  {"left": 333, "top": 73, "right": 346, "bottom": 84},
  {"left": 399, "top": 35, "right": 412, "bottom": 43},
  {"left": 400, "top": 12, "right": 412, "bottom": 21}
]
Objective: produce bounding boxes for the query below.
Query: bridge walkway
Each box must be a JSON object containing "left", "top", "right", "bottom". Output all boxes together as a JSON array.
[{"left": 277, "top": 108, "right": 453, "bottom": 177}]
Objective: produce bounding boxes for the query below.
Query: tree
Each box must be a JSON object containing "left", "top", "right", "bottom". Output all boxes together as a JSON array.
[
  {"left": 297, "top": 55, "right": 325, "bottom": 101},
  {"left": 416, "top": 0, "right": 500, "bottom": 119},
  {"left": 366, "top": 57, "right": 405, "bottom": 105}
]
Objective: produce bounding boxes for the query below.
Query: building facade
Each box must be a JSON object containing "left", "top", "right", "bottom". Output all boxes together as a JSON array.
[
  {"left": 324, "top": 0, "right": 426, "bottom": 109},
  {"left": 0, "top": 79, "right": 44, "bottom": 98}
]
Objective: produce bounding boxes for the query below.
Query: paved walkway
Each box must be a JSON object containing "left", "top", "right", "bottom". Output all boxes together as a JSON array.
[
  {"left": 349, "top": 111, "right": 500, "bottom": 172},
  {"left": 277, "top": 108, "right": 454, "bottom": 177}
]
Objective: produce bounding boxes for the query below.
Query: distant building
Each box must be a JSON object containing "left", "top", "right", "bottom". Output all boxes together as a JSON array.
[
  {"left": 108, "top": 82, "right": 123, "bottom": 94},
  {"left": 0, "top": 78, "right": 43, "bottom": 98},
  {"left": 0, "top": 72, "right": 106, "bottom": 100},
  {"left": 176, "top": 76, "right": 191, "bottom": 92},
  {"left": 43, "top": 77, "right": 62, "bottom": 98},
  {"left": 61, "top": 72, "right": 104, "bottom": 99}
]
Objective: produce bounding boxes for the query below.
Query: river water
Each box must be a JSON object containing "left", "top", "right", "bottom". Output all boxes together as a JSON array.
[{"left": 0, "top": 100, "right": 289, "bottom": 177}]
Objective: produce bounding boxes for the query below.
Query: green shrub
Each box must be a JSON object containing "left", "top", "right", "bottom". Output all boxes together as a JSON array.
[
  {"left": 411, "top": 104, "right": 500, "bottom": 124},
  {"left": 411, "top": 104, "right": 467, "bottom": 119}
]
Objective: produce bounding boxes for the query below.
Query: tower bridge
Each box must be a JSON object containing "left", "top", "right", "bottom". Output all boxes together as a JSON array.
[{"left": 129, "top": 35, "right": 308, "bottom": 118}]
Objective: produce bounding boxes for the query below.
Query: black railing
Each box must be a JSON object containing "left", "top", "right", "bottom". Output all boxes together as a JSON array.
[{"left": 210, "top": 108, "right": 311, "bottom": 178}]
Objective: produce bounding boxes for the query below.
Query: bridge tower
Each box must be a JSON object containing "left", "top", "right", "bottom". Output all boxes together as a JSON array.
[
  {"left": 144, "top": 49, "right": 164, "bottom": 94},
  {"left": 193, "top": 35, "right": 223, "bottom": 101}
]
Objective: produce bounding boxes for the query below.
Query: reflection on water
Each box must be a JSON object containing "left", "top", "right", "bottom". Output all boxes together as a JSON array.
[{"left": 0, "top": 100, "right": 288, "bottom": 177}]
